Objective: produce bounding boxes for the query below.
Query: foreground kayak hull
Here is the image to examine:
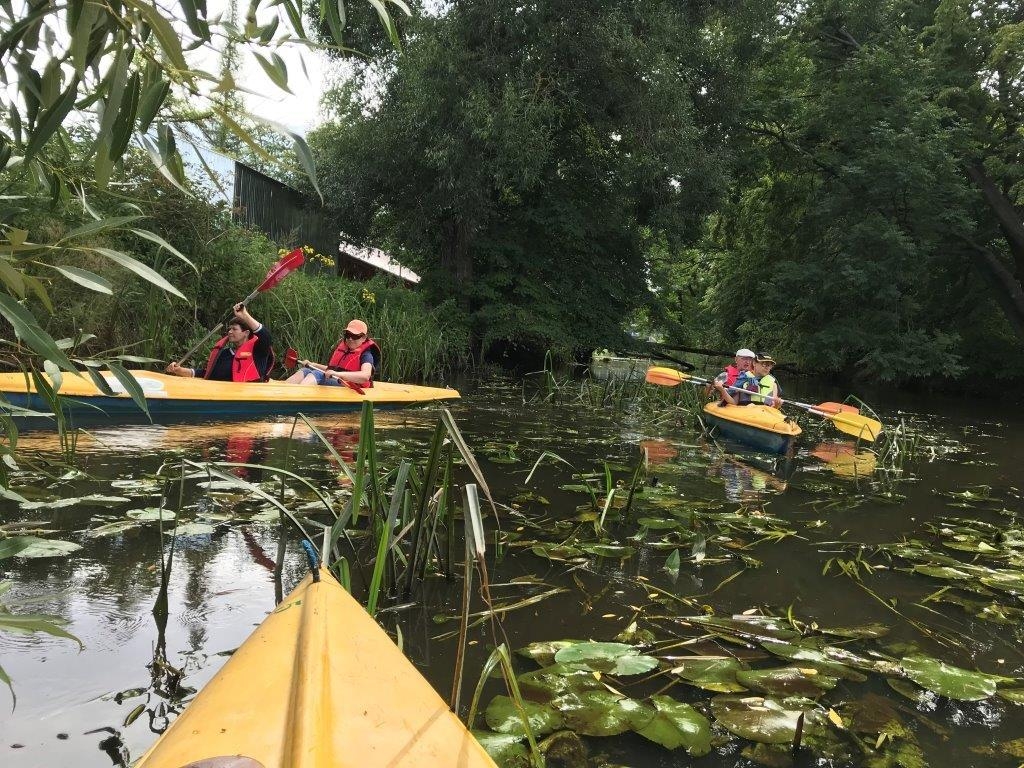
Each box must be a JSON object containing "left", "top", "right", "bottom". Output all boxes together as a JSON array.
[
  {"left": 135, "top": 568, "right": 497, "bottom": 768},
  {"left": 0, "top": 371, "right": 459, "bottom": 419},
  {"left": 701, "top": 402, "right": 802, "bottom": 455}
]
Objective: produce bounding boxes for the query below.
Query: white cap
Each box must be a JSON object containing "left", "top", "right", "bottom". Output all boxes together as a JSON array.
[{"left": 735, "top": 348, "right": 755, "bottom": 358}]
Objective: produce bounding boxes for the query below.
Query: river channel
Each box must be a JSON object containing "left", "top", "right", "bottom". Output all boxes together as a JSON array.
[{"left": 1, "top": 372, "right": 1022, "bottom": 767}]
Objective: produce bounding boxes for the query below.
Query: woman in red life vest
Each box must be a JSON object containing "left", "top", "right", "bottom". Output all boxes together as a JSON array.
[
  {"left": 285, "top": 319, "right": 381, "bottom": 387},
  {"left": 165, "top": 304, "right": 273, "bottom": 382}
]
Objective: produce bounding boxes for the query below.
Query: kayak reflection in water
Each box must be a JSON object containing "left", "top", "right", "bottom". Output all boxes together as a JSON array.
[{"left": 710, "top": 453, "right": 788, "bottom": 506}]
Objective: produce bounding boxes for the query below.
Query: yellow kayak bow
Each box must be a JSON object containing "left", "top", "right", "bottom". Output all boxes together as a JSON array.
[{"left": 135, "top": 569, "right": 497, "bottom": 768}]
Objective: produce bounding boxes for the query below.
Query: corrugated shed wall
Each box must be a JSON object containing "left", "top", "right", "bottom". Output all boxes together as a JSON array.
[{"left": 232, "top": 163, "right": 337, "bottom": 261}]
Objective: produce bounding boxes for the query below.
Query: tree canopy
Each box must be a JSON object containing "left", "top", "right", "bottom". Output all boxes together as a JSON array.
[
  {"left": 309, "top": 0, "right": 737, "bottom": 356},
  {"left": 310, "top": 0, "right": 1024, "bottom": 382}
]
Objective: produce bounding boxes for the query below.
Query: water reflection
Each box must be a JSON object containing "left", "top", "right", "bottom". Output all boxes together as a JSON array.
[
  {"left": 2, "top": 379, "right": 1024, "bottom": 768},
  {"left": 810, "top": 441, "right": 879, "bottom": 478}
]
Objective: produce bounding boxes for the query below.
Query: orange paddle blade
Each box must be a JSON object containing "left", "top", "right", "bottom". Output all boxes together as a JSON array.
[
  {"left": 645, "top": 366, "right": 689, "bottom": 386},
  {"left": 815, "top": 409, "right": 883, "bottom": 441},
  {"left": 814, "top": 401, "right": 859, "bottom": 415}
]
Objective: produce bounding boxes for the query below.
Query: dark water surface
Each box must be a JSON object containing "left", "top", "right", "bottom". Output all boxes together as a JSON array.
[{"left": 1, "top": 375, "right": 1022, "bottom": 767}]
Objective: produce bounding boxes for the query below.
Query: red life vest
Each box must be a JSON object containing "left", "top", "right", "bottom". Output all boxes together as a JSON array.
[
  {"left": 326, "top": 337, "right": 380, "bottom": 387},
  {"left": 723, "top": 365, "right": 740, "bottom": 387},
  {"left": 205, "top": 334, "right": 263, "bottom": 382}
]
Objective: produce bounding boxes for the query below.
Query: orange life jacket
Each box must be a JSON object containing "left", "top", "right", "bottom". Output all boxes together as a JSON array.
[
  {"left": 326, "top": 337, "right": 380, "bottom": 387},
  {"left": 205, "top": 334, "right": 263, "bottom": 382}
]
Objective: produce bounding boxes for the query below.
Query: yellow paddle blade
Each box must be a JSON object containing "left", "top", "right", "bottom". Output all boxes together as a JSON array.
[
  {"left": 645, "top": 366, "right": 690, "bottom": 386},
  {"left": 825, "top": 410, "right": 883, "bottom": 442}
]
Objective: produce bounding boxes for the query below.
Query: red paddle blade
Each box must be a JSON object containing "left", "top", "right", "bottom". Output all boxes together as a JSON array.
[
  {"left": 283, "top": 348, "right": 299, "bottom": 369},
  {"left": 257, "top": 248, "right": 305, "bottom": 292}
]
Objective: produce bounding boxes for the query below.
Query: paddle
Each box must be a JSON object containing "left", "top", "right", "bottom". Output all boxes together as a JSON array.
[
  {"left": 645, "top": 366, "right": 883, "bottom": 442},
  {"left": 175, "top": 248, "right": 305, "bottom": 367},
  {"left": 283, "top": 346, "right": 366, "bottom": 395}
]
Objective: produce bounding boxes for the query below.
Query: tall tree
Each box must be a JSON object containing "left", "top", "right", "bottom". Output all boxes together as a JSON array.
[
  {"left": 310, "top": 0, "right": 737, "bottom": 356},
  {"left": 684, "top": 0, "right": 1023, "bottom": 382},
  {"left": 924, "top": 0, "right": 1024, "bottom": 337}
]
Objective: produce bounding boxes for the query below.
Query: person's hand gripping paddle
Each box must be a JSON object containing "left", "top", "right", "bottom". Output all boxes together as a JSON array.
[{"left": 282, "top": 346, "right": 365, "bottom": 394}]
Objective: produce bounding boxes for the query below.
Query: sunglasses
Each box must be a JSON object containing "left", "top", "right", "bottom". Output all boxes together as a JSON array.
[{"left": 344, "top": 331, "right": 365, "bottom": 340}]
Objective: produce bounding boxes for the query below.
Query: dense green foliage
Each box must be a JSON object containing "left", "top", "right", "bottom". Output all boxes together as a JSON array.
[
  {"left": 309, "top": 0, "right": 734, "bottom": 358},
  {"left": 307, "top": 0, "right": 1023, "bottom": 383},
  {"left": 3, "top": 0, "right": 1023, "bottom": 385},
  {"left": 1, "top": 144, "right": 465, "bottom": 382},
  {"left": 691, "top": 0, "right": 1024, "bottom": 382}
]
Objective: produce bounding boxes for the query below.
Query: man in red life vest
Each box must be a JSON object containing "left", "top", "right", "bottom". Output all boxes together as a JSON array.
[
  {"left": 165, "top": 304, "right": 273, "bottom": 382},
  {"left": 711, "top": 348, "right": 760, "bottom": 405},
  {"left": 285, "top": 319, "right": 381, "bottom": 387}
]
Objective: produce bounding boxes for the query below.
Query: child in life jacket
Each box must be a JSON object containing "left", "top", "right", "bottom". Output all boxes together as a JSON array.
[{"left": 751, "top": 353, "right": 782, "bottom": 408}]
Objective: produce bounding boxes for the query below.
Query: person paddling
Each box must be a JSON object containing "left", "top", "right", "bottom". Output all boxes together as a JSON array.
[
  {"left": 710, "top": 348, "right": 758, "bottom": 405},
  {"left": 286, "top": 319, "right": 380, "bottom": 387},
  {"left": 165, "top": 304, "right": 273, "bottom": 382},
  {"left": 751, "top": 353, "right": 782, "bottom": 408},
  {"left": 719, "top": 348, "right": 756, "bottom": 388}
]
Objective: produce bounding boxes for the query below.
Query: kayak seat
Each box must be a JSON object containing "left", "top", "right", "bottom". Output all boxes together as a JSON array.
[{"left": 178, "top": 758, "right": 265, "bottom": 768}]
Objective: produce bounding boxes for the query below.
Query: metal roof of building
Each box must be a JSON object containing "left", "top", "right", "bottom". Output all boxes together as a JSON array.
[{"left": 338, "top": 241, "right": 421, "bottom": 285}]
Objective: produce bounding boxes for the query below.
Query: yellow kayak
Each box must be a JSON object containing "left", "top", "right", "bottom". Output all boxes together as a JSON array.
[
  {"left": 0, "top": 370, "right": 459, "bottom": 418},
  {"left": 135, "top": 567, "right": 497, "bottom": 768},
  {"left": 701, "top": 402, "right": 802, "bottom": 455}
]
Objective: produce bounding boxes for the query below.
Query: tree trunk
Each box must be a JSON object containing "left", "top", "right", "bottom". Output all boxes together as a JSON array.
[
  {"left": 439, "top": 218, "right": 472, "bottom": 310},
  {"left": 966, "top": 163, "right": 1024, "bottom": 275},
  {"left": 962, "top": 237, "right": 1024, "bottom": 340},
  {"left": 964, "top": 163, "right": 1024, "bottom": 341}
]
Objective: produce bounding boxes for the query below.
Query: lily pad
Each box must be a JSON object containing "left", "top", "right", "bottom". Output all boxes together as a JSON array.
[
  {"left": 554, "top": 642, "right": 658, "bottom": 676},
  {"left": 166, "top": 522, "right": 216, "bottom": 537},
  {"left": 87, "top": 520, "right": 141, "bottom": 538},
  {"left": 997, "top": 688, "right": 1024, "bottom": 705},
  {"left": 634, "top": 695, "right": 712, "bottom": 754},
  {"left": 710, "top": 695, "right": 807, "bottom": 744},
  {"left": 517, "top": 640, "right": 582, "bottom": 667},
  {"left": 579, "top": 544, "right": 635, "bottom": 558},
  {"left": 760, "top": 641, "right": 868, "bottom": 681},
  {"left": 900, "top": 655, "right": 1007, "bottom": 701},
  {"left": 685, "top": 615, "right": 800, "bottom": 644},
  {"left": 669, "top": 657, "right": 748, "bottom": 693},
  {"left": 735, "top": 666, "right": 838, "bottom": 697},
  {"left": 1, "top": 536, "right": 82, "bottom": 559},
  {"left": 110, "top": 478, "right": 163, "bottom": 493},
  {"left": 518, "top": 663, "right": 604, "bottom": 703},
  {"left": 126, "top": 507, "right": 175, "bottom": 521},
  {"left": 79, "top": 494, "right": 132, "bottom": 505},
  {"left": 552, "top": 690, "right": 653, "bottom": 736},
  {"left": 531, "top": 543, "right": 585, "bottom": 562},
  {"left": 484, "top": 695, "right": 563, "bottom": 737},
  {"left": 19, "top": 497, "right": 82, "bottom": 510},
  {"left": 471, "top": 731, "right": 530, "bottom": 767}
]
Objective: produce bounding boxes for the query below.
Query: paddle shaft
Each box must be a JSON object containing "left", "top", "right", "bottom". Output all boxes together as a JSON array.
[
  {"left": 649, "top": 367, "right": 880, "bottom": 440},
  {"left": 174, "top": 287, "right": 261, "bottom": 367},
  {"left": 293, "top": 355, "right": 366, "bottom": 395},
  {"left": 671, "top": 372, "right": 777, "bottom": 404}
]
